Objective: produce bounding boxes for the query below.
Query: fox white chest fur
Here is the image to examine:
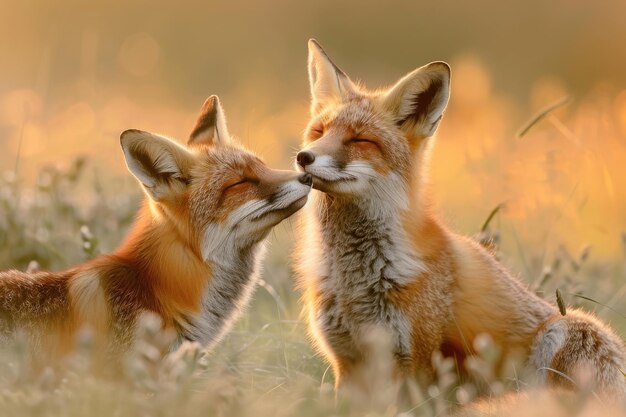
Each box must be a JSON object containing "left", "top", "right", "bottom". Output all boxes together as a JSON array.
[
  {"left": 174, "top": 243, "right": 265, "bottom": 348},
  {"left": 303, "top": 191, "right": 426, "bottom": 366}
]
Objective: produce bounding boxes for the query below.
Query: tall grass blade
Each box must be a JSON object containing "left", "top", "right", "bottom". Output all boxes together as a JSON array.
[
  {"left": 517, "top": 96, "right": 571, "bottom": 138},
  {"left": 480, "top": 203, "right": 504, "bottom": 233},
  {"left": 556, "top": 289, "right": 566, "bottom": 316},
  {"left": 571, "top": 293, "right": 626, "bottom": 320}
]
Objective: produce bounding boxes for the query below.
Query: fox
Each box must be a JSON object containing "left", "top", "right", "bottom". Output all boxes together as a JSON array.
[
  {"left": 0, "top": 95, "right": 312, "bottom": 366},
  {"left": 294, "top": 39, "right": 626, "bottom": 399}
]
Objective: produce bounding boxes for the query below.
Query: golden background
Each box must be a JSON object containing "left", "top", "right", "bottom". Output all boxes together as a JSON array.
[{"left": 1, "top": 0, "right": 625, "bottom": 264}]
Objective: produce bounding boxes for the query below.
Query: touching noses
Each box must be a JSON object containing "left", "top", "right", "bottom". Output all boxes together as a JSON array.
[
  {"left": 298, "top": 173, "right": 313, "bottom": 186},
  {"left": 296, "top": 151, "right": 315, "bottom": 168}
]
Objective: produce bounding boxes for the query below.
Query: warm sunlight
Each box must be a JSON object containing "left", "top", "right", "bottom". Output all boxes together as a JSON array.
[{"left": 1, "top": 1, "right": 625, "bottom": 416}]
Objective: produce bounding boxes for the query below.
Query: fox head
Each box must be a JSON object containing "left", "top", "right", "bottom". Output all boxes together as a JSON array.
[
  {"left": 296, "top": 39, "right": 450, "bottom": 208},
  {"left": 121, "top": 95, "right": 312, "bottom": 261}
]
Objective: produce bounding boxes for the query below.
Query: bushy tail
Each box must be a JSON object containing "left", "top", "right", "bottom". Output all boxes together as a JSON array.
[{"left": 530, "top": 309, "right": 626, "bottom": 399}]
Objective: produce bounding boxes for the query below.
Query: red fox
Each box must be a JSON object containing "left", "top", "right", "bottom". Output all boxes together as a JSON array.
[
  {"left": 0, "top": 95, "right": 312, "bottom": 365},
  {"left": 295, "top": 39, "right": 626, "bottom": 398}
]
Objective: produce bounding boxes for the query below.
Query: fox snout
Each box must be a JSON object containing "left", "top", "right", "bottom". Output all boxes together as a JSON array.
[
  {"left": 251, "top": 170, "right": 312, "bottom": 224},
  {"left": 296, "top": 151, "right": 315, "bottom": 169},
  {"left": 298, "top": 172, "right": 313, "bottom": 185}
]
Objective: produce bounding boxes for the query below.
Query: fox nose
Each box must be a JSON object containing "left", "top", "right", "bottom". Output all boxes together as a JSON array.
[
  {"left": 296, "top": 151, "right": 315, "bottom": 168},
  {"left": 298, "top": 173, "right": 313, "bottom": 186}
]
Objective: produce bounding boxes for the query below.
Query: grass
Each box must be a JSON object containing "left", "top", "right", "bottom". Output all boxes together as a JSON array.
[
  {"left": 0, "top": 158, "right": 625, "bottom": 417},
  {"left": 517, "top": 96, "right": 571, "bottom": 138}
]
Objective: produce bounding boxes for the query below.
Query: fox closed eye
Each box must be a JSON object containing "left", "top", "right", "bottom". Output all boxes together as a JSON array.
[
  {"left": 223, "top": 178, "right": 254, "bottom": 193},
  {"left": 349, "top": 138, "right": 375, "bottom": 144},
  {"left": 309, "top": 130, "right": 324, "bottom": 141},
  {"left": 348, "top": 137, "right": 381, "bottom": 151},
  {"left": 308, "top": 122, "right": 325, "bottom": 140}
]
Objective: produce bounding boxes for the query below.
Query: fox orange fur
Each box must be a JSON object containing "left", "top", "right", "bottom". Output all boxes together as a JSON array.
[
  {"left": 294, "top": 40, "right": 626, "bottom": 398},
  {"left": 0, "top": 95, "right": 312, "bottom": 365}
]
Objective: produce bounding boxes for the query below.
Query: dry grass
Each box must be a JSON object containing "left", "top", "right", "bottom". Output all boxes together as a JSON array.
[{"left": 0, "top": 154, "right": 624, "bottom": 416}]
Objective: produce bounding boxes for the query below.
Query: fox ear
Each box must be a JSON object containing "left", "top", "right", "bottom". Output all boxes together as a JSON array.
[
  {"left": 120, "top": 129, "right": 193, "bottom": 201},
  {"left": 308, "top": 39, "right": 356, "bottom": 114},
  {"left": 188, "top": 95, "right": 231, "bottom": 146},
  {"left": 382, "top": 62, "right": 450, "bottom": 138}
]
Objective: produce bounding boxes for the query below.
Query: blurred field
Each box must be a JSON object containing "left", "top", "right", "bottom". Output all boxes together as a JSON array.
[{"left": 1, "top": 0, "right": 625, "bottom": 416}]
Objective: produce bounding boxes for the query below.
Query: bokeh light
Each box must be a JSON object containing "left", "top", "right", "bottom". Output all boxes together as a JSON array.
[{"left": 0, "top": 0, "right": 625, "bottom": 262}]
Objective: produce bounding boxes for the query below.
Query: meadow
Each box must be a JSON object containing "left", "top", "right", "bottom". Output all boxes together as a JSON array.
[
  {"left": 1, "top": 1, "right": 626, "bottom": 415},
  {"left": 0, "top": 91, "right": 625, "bottom": 416}
]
